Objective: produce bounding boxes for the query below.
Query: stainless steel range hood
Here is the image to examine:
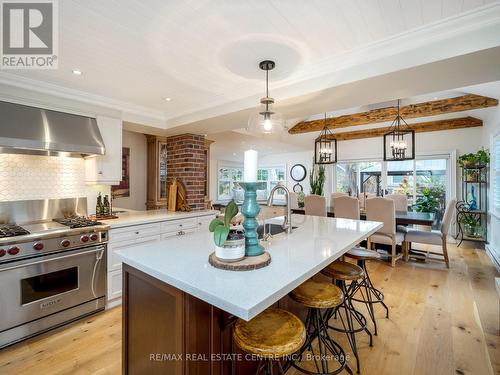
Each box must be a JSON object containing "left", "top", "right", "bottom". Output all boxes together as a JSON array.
[{"left": 0, "top": 101, "right": 105, "bottom": 157}]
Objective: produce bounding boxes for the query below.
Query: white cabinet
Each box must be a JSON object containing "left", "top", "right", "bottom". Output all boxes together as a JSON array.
[
  {"left": 85, "top": 116, "right": 122, "bottom": 184},
  {"left": 105, "top": 213, "right": 216, "bottom": 307}
]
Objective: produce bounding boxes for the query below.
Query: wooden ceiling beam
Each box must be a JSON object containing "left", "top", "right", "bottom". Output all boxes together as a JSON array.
[
  {"left": 324, "top": 117, "right": 482, "bottom": 141},
  {"left": 289, "top": 94, "right": 497, "bottom": 134}
]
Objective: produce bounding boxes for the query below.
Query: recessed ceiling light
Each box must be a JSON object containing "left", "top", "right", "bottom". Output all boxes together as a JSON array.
[
  {"left": 164, "top": 97, "right": 172, "bottom": 102},
  {"left": 72, "top": 69, "right": 82, "bottom": 75}
]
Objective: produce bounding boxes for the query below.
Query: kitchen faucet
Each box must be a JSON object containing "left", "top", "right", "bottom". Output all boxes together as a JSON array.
[{"left": 267, "top": 182, "right": 293, "bottom": 234}]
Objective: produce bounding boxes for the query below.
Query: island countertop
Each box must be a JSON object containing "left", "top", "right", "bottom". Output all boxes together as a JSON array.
[{"left": 116, "top": 214, "right": 382, "bottom": 320}]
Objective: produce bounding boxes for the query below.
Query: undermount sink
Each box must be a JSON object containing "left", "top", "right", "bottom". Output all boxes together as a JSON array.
[{"left": 256, "top": 223, "right": 297, "bottom": 239}]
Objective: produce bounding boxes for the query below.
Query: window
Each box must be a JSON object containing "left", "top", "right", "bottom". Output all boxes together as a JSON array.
[
  {"left": 334, "top": 156, "right": 451, "bottom": 228},
  {"left": 387, "top": 160, "right": 415, "bottom": 206},
  {"left": 217, "top": 166, "right": 285, "bottom": 201},
  {"left": 336, "top": 161, "right": 382, "bottom": 195},
  {"left": 493, "top": 133, "right": 500, "bottom": 218},
  {"left": 218, "top": 167, "right": 243, "bottom": 201}
]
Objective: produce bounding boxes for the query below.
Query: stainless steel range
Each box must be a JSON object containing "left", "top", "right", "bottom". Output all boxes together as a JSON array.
[{"left": 0, "top": 198, "right": 108, "bottom": 348}]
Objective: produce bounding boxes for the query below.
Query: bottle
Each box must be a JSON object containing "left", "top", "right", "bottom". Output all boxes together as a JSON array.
[
  {"left": 96, "top": 193, "right": 103, "bottom": 217},
  {"left": 103, "top": 195, "right": 110, "bottom": 216}
]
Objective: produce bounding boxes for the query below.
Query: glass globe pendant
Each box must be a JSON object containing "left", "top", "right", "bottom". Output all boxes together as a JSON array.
[{"left": 247, "top": 60, "right": 285, "bottom": 134}]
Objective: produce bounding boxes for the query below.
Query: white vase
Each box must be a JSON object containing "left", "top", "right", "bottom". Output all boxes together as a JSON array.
[{"left": 215, "top": 238, "right": 245, "bottom": 262}]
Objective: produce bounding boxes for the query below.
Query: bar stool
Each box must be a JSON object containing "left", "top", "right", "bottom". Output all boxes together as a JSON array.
[
  {"left": 233, "top": 308, "right": 306, "bottom": 374},
  {"left": 345, "top": 248, "right": 389, "bottom": 336},
  {"left": 289, "top": 280, "right": 352, "bottom": 375},
  {"left": 322, "top": 261, "right": 372, "bottom": 374}
]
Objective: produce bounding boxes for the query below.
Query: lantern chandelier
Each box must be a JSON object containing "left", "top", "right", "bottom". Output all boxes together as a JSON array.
[
  {"left": 383, "top": 99, "right": 415, "bottom": 161},
  {"left": 314, "top": 113, "right": 337, "bottom": 164},
  {"left": 247, "top": 60, "right": 285, "bottom": 134}
]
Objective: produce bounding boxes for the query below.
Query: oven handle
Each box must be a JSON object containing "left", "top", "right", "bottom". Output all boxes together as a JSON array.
[{"left": 0, "top": 245, "right": 106, "bottom": 272}]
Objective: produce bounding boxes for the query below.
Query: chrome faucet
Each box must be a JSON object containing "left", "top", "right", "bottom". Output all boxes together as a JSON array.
[{"left": 267, "top": 183, "right": 293, "bottom": 234}]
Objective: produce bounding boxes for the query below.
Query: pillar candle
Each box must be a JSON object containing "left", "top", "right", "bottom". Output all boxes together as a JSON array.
[{"left": 243, "top": 149, "right": 258, "bottom": 182}]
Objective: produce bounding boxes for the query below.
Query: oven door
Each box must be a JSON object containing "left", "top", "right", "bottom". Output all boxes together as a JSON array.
[{"left": 0, "top": 245, "right": 106, "bottom": 332}]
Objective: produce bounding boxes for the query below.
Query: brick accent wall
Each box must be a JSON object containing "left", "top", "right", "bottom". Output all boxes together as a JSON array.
[{"left": 166, "top": 134, "right": 206, "bottom": 211}]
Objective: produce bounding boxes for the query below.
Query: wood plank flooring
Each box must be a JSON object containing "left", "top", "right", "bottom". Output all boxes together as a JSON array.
[{"left": 0, "top": 242, "right": 498, "bottom": 375}]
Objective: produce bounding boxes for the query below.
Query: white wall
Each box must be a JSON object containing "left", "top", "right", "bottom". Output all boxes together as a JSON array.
[
  {"left": 481, "top": 106, "right": 500, "bottom": 268},
  {"left": 113, "top": 130, "right": 147, "bottom": 211}
]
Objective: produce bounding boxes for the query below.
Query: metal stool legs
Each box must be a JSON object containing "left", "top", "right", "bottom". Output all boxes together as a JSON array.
[
  {"left": 291, "top": 307, "right": 353, "bottom": 375},
  {"left": 255, "top": 358, "right": 286, "bottom": 375},
  {"left": 327, "top": 279, "right": 373, "bottom": 374},
  {"left": 350, "top": 259, "right": 389, "bottom": 336}
]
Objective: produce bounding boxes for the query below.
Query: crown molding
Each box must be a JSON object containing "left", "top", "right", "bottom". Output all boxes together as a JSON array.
[{"left": 0, "top": 72, "right": 167, "bottom": 126}]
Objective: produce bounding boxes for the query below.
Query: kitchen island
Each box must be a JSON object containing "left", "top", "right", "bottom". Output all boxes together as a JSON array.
[{"left": 117, "top": 214, "right": 382, "bottom": 375}]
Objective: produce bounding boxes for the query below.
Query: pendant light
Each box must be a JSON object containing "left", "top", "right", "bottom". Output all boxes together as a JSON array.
[
  {"left": 383, "top": 99, "right": 415, "bottom": 161},
  {"left": 247, "top": 60, "right": 285, "bottom": 134},
  {"left": 314, "top": 113, "right": 337, "bottom": 164}
]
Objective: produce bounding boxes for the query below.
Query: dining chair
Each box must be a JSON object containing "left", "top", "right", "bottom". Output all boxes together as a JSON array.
[
  {"left": 330, "top": 192, "right": 348, "bottom": 207},
  {"left": 403, "top": 199, "right": 456, "bottom": 268},
  {"left": 289, "top": 192, "right": 299, "bottom": 209},
  {"left": 366, "top": 197, "right": 405, "bottom": 267},
  {"left": 304, "top": 195, "right": 327, "bottom": 217},
  {"left": 333, "top": 196, "right": 359, "bottom": 220},
  {"left": 359, "top": 192, "right": 376, "bottom": 211},
  {"left": 385, "top": 194, "right": 408, "bottom": 212},
  {"left": 386, "top": 193, "right": 410, "bottom": 233}
]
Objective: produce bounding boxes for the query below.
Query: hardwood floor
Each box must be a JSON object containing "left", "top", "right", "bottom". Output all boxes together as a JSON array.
[{"left": 0, "top": 242, "right": 498, "bottom": 375}]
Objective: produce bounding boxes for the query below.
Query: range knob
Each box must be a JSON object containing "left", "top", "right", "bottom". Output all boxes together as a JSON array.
[
  {"left": 80, "top": 235, "right": 89, "bottom": 243},
  {"left": 7, "top": 246, "right": 20, "bottom": 255},
  {"left": 61, "top": 239, "right": 71, "bottom": 248},
  {"left": 90, "top": 233, "right": 98, "bottom": 241},
  {"left": 0, "top": 249, "right": 5, "bottom": 257},
  {"left": 33, "top": 242, "right": 44, "bottom": 251}
]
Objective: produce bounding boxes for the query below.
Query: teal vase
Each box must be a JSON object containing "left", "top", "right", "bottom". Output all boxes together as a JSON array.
[{"left": 240, "top": 182, "right": 264, "bottom": 257}]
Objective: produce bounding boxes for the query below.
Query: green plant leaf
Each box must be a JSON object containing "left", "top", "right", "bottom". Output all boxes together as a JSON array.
[
  {"left": 224, "top": 200, "right": 239, "bottom": 227},
  {"left": 214, "top": 225, "right": 230, "bottom": 247},
  {"left": 209, "top": 218, "right": 224, "bottom": 232}
]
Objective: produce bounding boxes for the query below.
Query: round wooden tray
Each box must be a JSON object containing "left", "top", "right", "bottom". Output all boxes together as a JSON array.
[{"left": 208, "top": 251, "right": 271, "bottom": 271}]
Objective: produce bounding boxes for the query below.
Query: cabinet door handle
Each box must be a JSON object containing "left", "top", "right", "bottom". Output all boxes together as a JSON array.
[
  {"left": 135, "top": 231, "right": 139, "bottom": 235},
  {"left": 98, "top": 171, "right": 103, "bottom": 175}
]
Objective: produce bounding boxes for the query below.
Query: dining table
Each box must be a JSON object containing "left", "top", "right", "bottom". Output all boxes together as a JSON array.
[{"left": 291, "top": 207, "right": 435, "bottom": 226}]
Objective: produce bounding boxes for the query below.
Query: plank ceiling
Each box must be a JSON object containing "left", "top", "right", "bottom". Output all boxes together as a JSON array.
[{"left": 3, "top": 0, "right": 498, "bottom": 120}]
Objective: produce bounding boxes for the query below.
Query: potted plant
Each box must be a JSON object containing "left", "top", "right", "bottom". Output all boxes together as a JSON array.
[
  {"left": 296, "top": 191, "right": 305, "bottom": 208},
  {"left": 209, "top": 200, "right": 245, "bottom": 262},
  {"left": 458, "top": 148, "right": 490, "bottom": 168},
  {"left": 460, "top": 214, "right": 482, "bottom": 238},
  {"left": 309, "top": 163, "right": 326, "bottom": 196}
]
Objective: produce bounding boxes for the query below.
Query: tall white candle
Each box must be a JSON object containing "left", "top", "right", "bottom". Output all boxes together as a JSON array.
[{"left": 243, "top": 149, "right": 258, "bottom": 182}]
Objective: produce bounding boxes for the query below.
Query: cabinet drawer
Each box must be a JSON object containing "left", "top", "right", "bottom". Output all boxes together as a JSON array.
[
  {"left": 161, "top": 228, "right": 197, "bottom": 241},
  {"left": 161, "top": 218, "right": 197, "bottom": 233},
  {"left": 108, "top": 235, "right": 161, "bottom": 271},
  {"left": 107, "top": 269, "right": 122, "bottom": 301},
  {"left": 196, "top": 215, "right": 215, "bottom": 231},
  {"left": 110, "top": 223, "right": 161, "bottom": 242}
]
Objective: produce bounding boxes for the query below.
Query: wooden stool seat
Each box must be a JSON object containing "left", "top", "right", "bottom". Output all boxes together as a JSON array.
[
  {"left": 322, "top": 260, "right": 364, "bottom": 280},
  {"left": 290, "top": 280, "right": 344, "bottom": 309},
  {"left": 233, "top": 308, "right": 306, "bottom": 358},
  {"left": 345, "top": 247, "right": 381, "bottom": 261}
]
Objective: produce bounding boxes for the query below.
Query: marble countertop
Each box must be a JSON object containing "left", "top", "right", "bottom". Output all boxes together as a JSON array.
[
  {"left": 100, "top": 208, "right": 218, "bottom": 229},
  {"left": 116, "top": 214, "right": 382, "bottom": 320}
]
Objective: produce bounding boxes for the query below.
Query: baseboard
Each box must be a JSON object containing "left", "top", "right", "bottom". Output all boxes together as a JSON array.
[
  {"left": 486, "top": 244, "right": 500, "bottom": 272},
  {"left": 106, "top": 298, "right": 122, "bottom": 309}
]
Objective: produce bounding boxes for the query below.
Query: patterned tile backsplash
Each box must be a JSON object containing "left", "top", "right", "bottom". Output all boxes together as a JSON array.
[{"left": 0, "top": 154, "right": 109, "bottom": 213}]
